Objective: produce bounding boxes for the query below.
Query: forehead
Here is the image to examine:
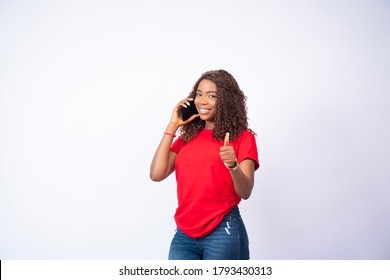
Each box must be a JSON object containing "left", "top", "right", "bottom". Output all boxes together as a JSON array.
[{"left": 197, "top": 79, "right": 217, "bottom": 91}]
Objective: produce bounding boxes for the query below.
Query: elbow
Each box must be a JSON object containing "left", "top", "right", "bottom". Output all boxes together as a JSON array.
[
  {"left": 236, "top": 189, "right": 252, "bottom": 200},
  {"left": 149, "top": 172, "right": 163, "bottom": 182},
  {"left": 149, "top": 165, "right": 163, "bottom": 182},
  {"left": 241, "top": 192, "right": 251, "bottom": 200},
  {"left": 237, "top": 183, "right": 253, "bottom": 200},
  {"left": 150, "top": 164, "right": 173, "bottom": 182},
  {"left": 149, "top": 168, "right": 169, "bottom": 182}
]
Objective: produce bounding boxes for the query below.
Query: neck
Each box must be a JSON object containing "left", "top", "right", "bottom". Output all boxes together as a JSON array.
[{"left": 205, "top": 121, "right": 215, "bottom": 130}]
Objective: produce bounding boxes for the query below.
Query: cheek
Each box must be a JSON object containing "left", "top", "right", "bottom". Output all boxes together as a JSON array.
[
  {"left": 210, "top": 100, "right": 217, "bottom": 110},
  {"left": 194, "top": 99, "right": 201, "bottom": 109},
  {"left": 210, "top": 102, "right": 217, "bottom": 118}
]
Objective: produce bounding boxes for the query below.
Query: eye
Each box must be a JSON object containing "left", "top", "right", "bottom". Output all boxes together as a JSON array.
[{"left": 208, "top": 94, "right": 217, "bottom": 99}]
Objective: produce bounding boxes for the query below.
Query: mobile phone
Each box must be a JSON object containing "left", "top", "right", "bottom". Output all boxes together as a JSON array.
[{"left": 179, "top": 100, "right": 198, "bottom": 121}]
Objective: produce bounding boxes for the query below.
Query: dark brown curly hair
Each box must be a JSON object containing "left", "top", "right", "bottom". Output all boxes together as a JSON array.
[{"left": 179, "top": 69, "right": 255, "bottom": 142}]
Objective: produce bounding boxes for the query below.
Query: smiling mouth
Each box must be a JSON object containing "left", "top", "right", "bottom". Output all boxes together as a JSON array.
[{"left": 199, "top": 108, "right": 211, "bottom": 114}]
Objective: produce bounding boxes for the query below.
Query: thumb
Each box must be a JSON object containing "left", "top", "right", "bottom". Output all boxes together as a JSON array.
[
  {"left": 224, "top": 132, "right": 230, "bottom": 146},
  {"left": 185, "top": 113, "right": 199, "bottom": 123}
]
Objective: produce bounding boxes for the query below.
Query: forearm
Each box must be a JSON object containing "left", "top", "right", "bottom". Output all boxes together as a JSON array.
[
  {"left": 149, "top": 123, "right": 178, "bottom": 181},
  {"left": 150, "top": 97, "right": 198, "bottom": 181},
  {"left": 230, "top": 160, "right": 255, "bottom": 199}
]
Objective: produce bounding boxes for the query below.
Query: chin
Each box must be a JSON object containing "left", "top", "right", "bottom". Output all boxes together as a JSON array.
[
  {"left": 200, "top": 112, "right": 215, "bottom": 120},
  {"left": 200, "top": 116, "right": 213, "bottom": 122}
]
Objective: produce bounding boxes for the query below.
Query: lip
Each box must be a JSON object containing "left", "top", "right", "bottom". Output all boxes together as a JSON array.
[{"left": 198, "top": 108, "right": 211, "bottom": 114}]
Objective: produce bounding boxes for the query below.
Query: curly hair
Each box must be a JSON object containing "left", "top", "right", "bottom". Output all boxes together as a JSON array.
[{"left": 179, "top": 69, "right": 255, "bottom": 142}]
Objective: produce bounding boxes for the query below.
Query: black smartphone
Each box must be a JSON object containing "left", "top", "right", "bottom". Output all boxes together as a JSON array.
[{"left": 179, "top": 100, "right": 198, "bottom": 121}]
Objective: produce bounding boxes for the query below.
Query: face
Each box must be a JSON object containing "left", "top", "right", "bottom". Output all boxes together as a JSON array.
[{"left": 194, "top": 79, "right": 218, "bottom": 129}]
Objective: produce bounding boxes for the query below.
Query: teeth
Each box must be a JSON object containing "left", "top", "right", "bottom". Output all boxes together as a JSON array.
[{"left": 200, "top": 109, "right": 209, "bottom": 113}]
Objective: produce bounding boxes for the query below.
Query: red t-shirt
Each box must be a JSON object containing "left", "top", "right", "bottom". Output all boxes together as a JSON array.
[{"left": 170, "top": 129, "right": 259, "bottom": 238}]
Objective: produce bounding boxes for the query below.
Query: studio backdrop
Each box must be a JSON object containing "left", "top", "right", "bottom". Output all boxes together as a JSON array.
[{"left": 1, "top": 0, "right": 389, "bottom": 259}]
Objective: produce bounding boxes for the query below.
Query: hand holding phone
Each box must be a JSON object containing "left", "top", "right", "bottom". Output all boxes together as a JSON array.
[{"left": 179, "top": 100, "right": 198, "bottom": 121}]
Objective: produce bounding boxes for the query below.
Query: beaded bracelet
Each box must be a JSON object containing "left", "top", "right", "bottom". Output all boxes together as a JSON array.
[{"left": 164, "top": 131, "right": 176, "bottom": 137}]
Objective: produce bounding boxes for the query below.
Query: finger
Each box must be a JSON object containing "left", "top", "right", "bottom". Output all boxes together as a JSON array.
[
  {"left": 179, "top": 97, "right": 194, "bottom": 108},
  {"left": 185, "top": 113, "right": 199, "bottom": 123},
  {"left": 187, "top": 97, "right": 194, "bottom": 104},
  {"left": 224, "top": 132, "right": 230, "bottom": 146}
]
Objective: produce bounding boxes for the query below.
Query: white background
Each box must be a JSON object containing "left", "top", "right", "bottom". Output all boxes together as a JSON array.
[{"left": 1, "top": 0, "right": 389, "bottom": 259}]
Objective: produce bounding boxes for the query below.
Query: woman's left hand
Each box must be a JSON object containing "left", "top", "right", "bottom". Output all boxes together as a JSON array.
[{"left": 220, "top": 132, "right": 237, "bottom": 168}]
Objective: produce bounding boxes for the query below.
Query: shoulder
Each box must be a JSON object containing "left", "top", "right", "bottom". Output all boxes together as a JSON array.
[
  {"left": 170, "top": 135, "right": 185, "bottom": 153},
  {"left": 234, "top": 129, "right": 258, "bottom": 153},
  {"left": 236, "top": 129, "right": 256, "bottom": 142}
]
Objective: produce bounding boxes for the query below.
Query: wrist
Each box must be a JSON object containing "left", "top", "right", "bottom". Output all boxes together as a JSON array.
[
  {"left": 163, "top": 131, "right": 176, "bottom": 137},
  {"left": 165, "top": 123, "right": 179, "bottom": 135},
  {"left": 225, "top": 159, "right": 239, "bottom": 171}
]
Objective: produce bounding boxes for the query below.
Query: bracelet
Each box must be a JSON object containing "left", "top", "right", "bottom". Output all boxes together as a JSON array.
[
  {"left": 164, "top": 131, "right": 176, "bottom": 137},
  {"left": 225, "top": 160, "right": 239, "bottom": 171}
]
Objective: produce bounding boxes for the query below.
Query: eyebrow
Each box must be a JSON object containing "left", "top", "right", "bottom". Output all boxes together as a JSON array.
[{"left": 196, "top": 89, "right": 218, "bottom": 94}]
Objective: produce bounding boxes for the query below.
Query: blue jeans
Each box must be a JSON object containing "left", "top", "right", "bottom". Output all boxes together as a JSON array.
[{"left": 168, "top": 206, "right": 250, "bottom": 260}]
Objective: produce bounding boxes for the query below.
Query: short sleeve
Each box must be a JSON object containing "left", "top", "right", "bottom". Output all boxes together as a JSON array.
[
  {"left": 170, "top": 136, "right": 185, "bottom": 154},
  {"left": 236, "top": 130, "right": 260, "bottom": 170}
]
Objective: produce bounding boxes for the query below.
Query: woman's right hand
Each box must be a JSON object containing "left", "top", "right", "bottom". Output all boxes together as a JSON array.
[
  {"left": 150, "top": 97, "right": 199, "bottom": 182},
  {"left": 169, "top": 97, "right": 199, "bottom": 128}
]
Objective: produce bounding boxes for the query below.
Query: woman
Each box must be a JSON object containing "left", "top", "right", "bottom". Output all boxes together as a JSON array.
[{"left": 150, "top": 69, "right": 259, "bottom": 260}]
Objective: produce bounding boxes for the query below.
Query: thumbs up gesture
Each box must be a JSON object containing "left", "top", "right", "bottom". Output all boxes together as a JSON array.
[{"left": 220, "top": 132, "right": 238, "bottom": 169}]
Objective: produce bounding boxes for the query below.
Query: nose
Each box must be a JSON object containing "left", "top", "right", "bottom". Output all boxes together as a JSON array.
[{"left": 198, "top": 95, "right": 208, "bottom": 105}]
